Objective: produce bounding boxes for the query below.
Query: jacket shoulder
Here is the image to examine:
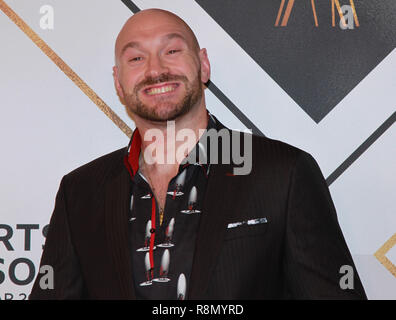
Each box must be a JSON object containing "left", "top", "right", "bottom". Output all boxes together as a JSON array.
[
  {"left": 250, "top": 133, "right": 323, "bottom": 180},
  {"left": 63, "top": 147, "right": 127, "bottom": 185},
  {"left": 243, "top": 132, "right": 303, "bottom": 163}
]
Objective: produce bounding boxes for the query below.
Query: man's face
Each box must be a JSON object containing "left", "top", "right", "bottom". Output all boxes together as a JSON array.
[{"left": 114, "top": 14, "right": 210, "bottom": 122}]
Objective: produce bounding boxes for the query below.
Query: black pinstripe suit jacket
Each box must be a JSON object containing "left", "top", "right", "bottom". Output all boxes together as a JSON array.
[{"left": 29, "top": 117, "right": 367, "bottom": 299}]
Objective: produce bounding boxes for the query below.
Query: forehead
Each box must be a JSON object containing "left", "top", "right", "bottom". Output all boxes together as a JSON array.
[{"left": 116, "top": 13, "right": 196, "bottom": 54}]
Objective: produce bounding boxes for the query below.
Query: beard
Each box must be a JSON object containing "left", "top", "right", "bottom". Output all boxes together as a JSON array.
[{"left": 121, "top": 70, "right": 203, "bottom": 122}]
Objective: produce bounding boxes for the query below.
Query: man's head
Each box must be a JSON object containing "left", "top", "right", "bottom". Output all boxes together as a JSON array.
[{"left": 113, "top": 9, "right": 210, "bottom": 123}]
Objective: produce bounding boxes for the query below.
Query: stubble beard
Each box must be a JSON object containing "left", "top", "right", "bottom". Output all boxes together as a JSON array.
[{"left": 122, "top": 70, "right": 203, "bottom": 122}]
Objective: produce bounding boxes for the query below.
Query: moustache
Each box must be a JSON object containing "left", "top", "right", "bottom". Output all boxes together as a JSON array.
[{"left": 135, "top": 73, "right": 188, "bottom": 93}]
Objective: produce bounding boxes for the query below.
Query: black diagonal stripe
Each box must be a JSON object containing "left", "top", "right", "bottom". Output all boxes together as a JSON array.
[
  {"left": 120, "top": 0, "right": 140, "bottom": 13},
  {"left": 326, "top": 111, "right": 396, "bottom": 186},
  {"left": 206, "top": 80, "right": 264, "bottom": 136},
  {"left": 119, "top": 0, "right": 265, "bottom": 137}
]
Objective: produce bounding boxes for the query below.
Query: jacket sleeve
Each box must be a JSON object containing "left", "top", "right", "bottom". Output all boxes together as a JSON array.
[
  {"left": 29, "top": 176, "right": 85, "bottom": 299},
  {"left": 282, "top": 151, "right": 367, "bottom": 299}
]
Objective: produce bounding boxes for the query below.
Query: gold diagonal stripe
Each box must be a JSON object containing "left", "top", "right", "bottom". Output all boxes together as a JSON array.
[
  {"left": 0, "top": 0, "right": 132, "bottom": 138},
  {"left": 374, "top": 233, "right": 396, "bottom": 278},
  {"left": 275, "top": 0, "right": 286, "bottom": 27},
  {"left": 349, "top": 0, "right": 360, "bottom": 27},
  {"left": 281, "top": 0, "right": 295, "bottom": 27},
  {"left": 311, "top": 0, "right": 319, "bottom": 27},
  {"left": 332, "top": 0, "right": 347, "bottom": 28}
]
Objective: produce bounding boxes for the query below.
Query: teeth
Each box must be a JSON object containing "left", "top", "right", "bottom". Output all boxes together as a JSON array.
[{"left": 146, "top": 85, "right": 176, "bottom": 95}]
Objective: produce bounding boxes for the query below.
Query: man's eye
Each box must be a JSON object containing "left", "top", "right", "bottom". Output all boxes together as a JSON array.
[
  {"left": 168, "top": 49, "right": 180, "bottom": 54},
  {"left": 129, "top": 57, "right": 142, "bottom": 62}
]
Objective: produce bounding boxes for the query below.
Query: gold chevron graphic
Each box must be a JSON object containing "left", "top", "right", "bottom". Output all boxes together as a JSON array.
[
  {"left": 275, "top": 0, "right": 318, "bottom": 27},
  {"left": 0, "top": 0, "right": 132, "bottom": 138},
  {"left": 275, "top": 0, "right": 359, "bottom": 28},
  {"left": 374, "top": 233, "right": 396, "bottom": 278}
]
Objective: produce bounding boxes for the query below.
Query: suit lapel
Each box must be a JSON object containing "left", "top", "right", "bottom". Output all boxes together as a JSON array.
[
  {"left": 188, "top": 162, "right": 238, "bottom": 299},
  {"left": 104, "top": 162, "right": 136, "bottom": 299},
  {"left": 189, "top": 118, "right": 241, "bottom": 299}
]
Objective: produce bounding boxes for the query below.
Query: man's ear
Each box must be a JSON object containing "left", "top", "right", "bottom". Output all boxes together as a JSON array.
[
  {"left": 113, "top": 66, "right": 125, "bottom": 100},
  {"left": 198, "top": 48, "right": 211, "bottom": 84}
]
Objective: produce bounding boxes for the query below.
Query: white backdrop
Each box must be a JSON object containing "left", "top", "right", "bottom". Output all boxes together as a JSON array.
[{"left": 0, "top": 0, "right": 395, "bottom": 299}]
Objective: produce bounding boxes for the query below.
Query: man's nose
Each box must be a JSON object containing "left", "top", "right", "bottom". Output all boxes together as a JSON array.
[{"left": 145, "top": 55, "right": 169, "bottom": 79}]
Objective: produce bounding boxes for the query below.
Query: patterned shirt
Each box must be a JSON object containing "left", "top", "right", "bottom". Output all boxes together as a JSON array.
[{"left": 124, "top": 112, "right": 216, "bottom": 300}]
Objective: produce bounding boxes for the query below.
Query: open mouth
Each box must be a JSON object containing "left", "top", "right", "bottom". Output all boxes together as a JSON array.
[{"left": 144, "top": 83, "right": 180, "bottom": 96}]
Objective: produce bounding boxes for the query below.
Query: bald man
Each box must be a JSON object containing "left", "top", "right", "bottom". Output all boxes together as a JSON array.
[{"left": 30, "top": 9, "right": 366, "bottom": 300}]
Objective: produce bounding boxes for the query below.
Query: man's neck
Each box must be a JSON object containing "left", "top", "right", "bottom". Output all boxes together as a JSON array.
[{"left": 136, "top": 105, "right": 208, "bottom": 176}]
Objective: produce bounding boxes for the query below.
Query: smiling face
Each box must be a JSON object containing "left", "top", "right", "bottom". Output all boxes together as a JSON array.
[{"left": 113, "top": 10, "right": 210, "bottom": 122}]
